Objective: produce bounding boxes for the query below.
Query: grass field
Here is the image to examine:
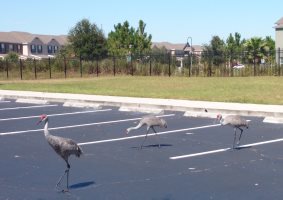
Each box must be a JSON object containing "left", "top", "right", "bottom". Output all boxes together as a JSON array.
[{"left": 0, "top": 76, "right": 283, "bottom": 105}]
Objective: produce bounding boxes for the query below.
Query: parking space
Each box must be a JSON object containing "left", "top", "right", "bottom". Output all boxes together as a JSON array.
[{"left": 1, "top": 99, "right": 283, "bottom": 200}]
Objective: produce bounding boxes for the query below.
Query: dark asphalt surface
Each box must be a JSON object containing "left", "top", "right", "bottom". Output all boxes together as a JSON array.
[{"left": 1, "top": 99, "right": 283, "bottom": 200}]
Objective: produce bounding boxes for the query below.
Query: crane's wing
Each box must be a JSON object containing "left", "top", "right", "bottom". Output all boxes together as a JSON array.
[{"left": 225, "top": 115, "right": 248, "bottom": 127}]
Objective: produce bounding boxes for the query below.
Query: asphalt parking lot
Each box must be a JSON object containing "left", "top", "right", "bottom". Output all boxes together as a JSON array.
[{"left": 1, "top": 99, "right": 283, "bottom": 200}]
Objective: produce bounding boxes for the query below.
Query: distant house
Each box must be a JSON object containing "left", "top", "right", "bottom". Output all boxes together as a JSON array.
[
  {"left": 274, "top": 17, "right": 283, "bottom": 64},
  {"left": 152, "top": 42, "right": 203, "bottom": 57},
  {"left": 151, "top": 42, "right": 203, "bottom": 67},
  {"left": 0, "top": 31, "right": 67, "bottom": 60}
]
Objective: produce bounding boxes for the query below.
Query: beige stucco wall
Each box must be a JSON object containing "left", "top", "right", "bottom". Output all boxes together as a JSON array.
[
  {"left": 22, "top": 43, "right": 28, "bottom": 56},
  {"left": 275, "top": 28, "right": 283, "bottom": 64}
]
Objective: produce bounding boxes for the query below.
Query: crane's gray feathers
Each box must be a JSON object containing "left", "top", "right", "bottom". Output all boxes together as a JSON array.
[
  {"left": 126, "top": 115, "right": 167, "bottom": 149},
  {"left": 38, "top": 114, "right": 83, "bottom": 164},
  {"left": 127, "top": 115, "right": 167, "bottom": 134},
  {"left": 221, "top": 115, "right": 249, "bottom": 128},
  {"left": 37, "top": 114, "right": 82, "bottom": 190}
]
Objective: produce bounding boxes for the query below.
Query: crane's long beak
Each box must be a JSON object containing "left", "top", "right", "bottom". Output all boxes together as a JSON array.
[{"left": 213, "top": 118, "right": 218, "bottom": 124}]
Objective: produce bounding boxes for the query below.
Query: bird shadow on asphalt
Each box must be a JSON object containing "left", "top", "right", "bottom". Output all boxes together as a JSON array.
[
  {"left": 233, "top": 146, "right": 252, "bottom": 150},
  {"left": 69, "top": 181, "right": 96, "bottom": 190},
  {"left": 130, "top": 144, "right": 173, "bottom": 149}
]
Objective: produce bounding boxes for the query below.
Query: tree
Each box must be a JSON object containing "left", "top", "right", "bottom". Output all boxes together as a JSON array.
[
  {"left": 207, "top": 36, "right": 226, "bottom": 66},
  {"left": 135, "top": 20, "right": 152, "bottom": 55},
  {"left": 5, "top": 52, "right": 19, "bottom": 63},
  {"left": 226, "top": 32, "right": 244, "bottom": 67},
  {"left": 201, "top": 44, "right": 213, "bottom": 76},
  {"left": 107, "top": 20, "right": 152, "bottom": 56},
  {"left": 107, "top": 21, "right": 135, "bottom": 56},
  {"left": 68, "top": 19, "right": 107, "bottom": 60},
  {"left": 244, "top": 37, "right": 266, "bottom": 64},
  {"left": 263, "top": 36, "right": 275, "bottom": 65}
]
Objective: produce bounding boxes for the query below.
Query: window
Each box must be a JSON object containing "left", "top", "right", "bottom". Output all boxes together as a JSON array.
[
  {"left": 48, "top": 45, "right": 53, "bottom": 54},
  {"left": 31, "top": 44, "right": 36, "bottom": 53},
  {"left": 54, "top": 46, "right": 58, "bottom": 53},
  {"left": 280, "top": 57, "right": 283, "bottom": 65},
  {"left": 37, "top": 45, "right": 42, "bottom": 53},
  {"left": 17, "top": 45, "right": 21, "bottom": 53},
  {"left": 0, "top": 43, "right": 5, "bottom": 53},
  {"left": 9, "top": 44, "right": 13, "bottom": 51}
]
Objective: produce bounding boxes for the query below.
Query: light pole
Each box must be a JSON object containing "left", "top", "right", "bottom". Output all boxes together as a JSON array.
[{"left": 187, "top": 37, "right": 193, "bottom": 77}]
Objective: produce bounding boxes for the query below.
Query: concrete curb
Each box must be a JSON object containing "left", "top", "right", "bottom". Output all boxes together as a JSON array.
[{"left": 1, "top": 90, "right": 283, "bottom": 122}]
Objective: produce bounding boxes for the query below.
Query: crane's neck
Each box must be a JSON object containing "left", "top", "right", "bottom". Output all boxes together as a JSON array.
[
  {"left": 219, "top": 118, "right": 224, "bottom": 125},
  {"left": 127, "top": 122, "right": 143, "bottom": 133},
  {"left": 43, "top": 118, "right": 50, "bottom": 136}
]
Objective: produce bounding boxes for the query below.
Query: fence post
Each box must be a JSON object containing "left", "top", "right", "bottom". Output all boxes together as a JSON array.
[
  {"left": 113, "top": 56, "right": 116, "bottom": 76},
  {"left": 96, "top": 57, "right": 99, "bottom": 77},
  {"left": 34, "top": 58, "right": 37, "bottom": 79},
  {"left": 131, "top": 53, "right": 133, "bottom": 76},
  {"left": 278, "top": 47, "right": 281, "bottom": 76},
  {"left": 20, "top": 59, "right": 23, "bottom": 80},
  {"left": 253, "top": 50, "right": 256, "bottom": 76},
  {"left": 168, "top": 53, "right": 171, "bottom": 77},
  {"left": 188, "top": 55, "right": 191, "bottom": 77},
  {"left": 64, "top": 56, "right": 67, "bottom": 78},
  {"left": 149, "top": 54, "right": 152, "bottom": 76},
  {"left": 5, "top": 59, "right": 9, "bottom": 79},
  {"left": 80, "top": 55, "right": 82, "bottom": 78},
  {"left": 49, "top": 57, "right": 51, "bottom": 79}
]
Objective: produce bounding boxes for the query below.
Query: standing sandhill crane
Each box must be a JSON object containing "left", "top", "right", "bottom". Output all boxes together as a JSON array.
[
  {"left": 216, "top": 114, "right": 249, "bottom": 149},
  {"left": 37, "top": 114, "right": 83, "bottom": 192},
  {"left": 126, "top": 115, "right": 167, "bottom": 149}
]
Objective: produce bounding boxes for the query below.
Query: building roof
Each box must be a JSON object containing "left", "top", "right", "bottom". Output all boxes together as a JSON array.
[
  {"left": 274, "top": 17, "right": 283, "bottom": 28},
  {"left": 152, "top": 42, "right": 203, "bottom": 52},
  {"left": 0, "top": 31, "right": 68, "bottom": 45}
]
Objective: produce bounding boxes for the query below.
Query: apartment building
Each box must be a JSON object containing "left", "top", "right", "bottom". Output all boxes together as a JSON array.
[
  {"left": 0, "top": 31, "right": 67, "bottom": 60},
  {"left": 275, "top": 17, "right": 283, "bottom": 64}
]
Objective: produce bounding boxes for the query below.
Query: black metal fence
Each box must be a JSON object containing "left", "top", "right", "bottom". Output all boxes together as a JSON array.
[{"left": 0, "top": 50, "right": 282, "bottom": 80}]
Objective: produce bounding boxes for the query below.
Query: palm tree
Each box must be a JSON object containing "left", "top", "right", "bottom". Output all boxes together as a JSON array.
[{"left": 244, "top": 37, "right": 266, "bottom": 64}]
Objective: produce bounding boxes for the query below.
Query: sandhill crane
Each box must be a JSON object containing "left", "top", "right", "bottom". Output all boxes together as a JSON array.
[
  {"left": 216, "top": 114, "right": 249, "bottom": 149},
  {"left": 126, "top": 115, "right": 167, "bottom": 149},
  {"left": 37, "top": 114, "right": 83, "bottom": 192}
]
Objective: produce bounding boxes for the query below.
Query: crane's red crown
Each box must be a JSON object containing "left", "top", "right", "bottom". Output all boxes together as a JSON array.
[{"left": 40, "top": 114, "right": 47, "bottom": 120}]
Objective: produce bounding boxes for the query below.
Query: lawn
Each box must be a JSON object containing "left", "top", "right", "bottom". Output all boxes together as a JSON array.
[{"left": 0, "top": 76, "right": 283, "bottom": 105}]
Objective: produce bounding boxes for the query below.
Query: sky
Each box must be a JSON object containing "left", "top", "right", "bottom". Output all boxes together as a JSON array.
[{"left": 1, "top": 0, "right": 282, "bottom": 45}]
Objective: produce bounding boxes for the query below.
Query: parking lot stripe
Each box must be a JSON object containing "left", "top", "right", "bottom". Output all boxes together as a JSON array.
[
  {"left": 0, "top": 109, "right": 112, "bottom": 121},
  {"left": 0, "top": 101, "right": 11, "bottom": 103},
  {"left": 0, "top": 104, "right": 58, "bottom": 111},
  {"left": 170, "top": 148, "right": 231, "bottom": 160},
  {"left": 0, "top": 114, "right": 175, "bottom": 136},
  {"left": 170, "top": 137, "right": 283, "bottom": 160},
  {"left": 78, "top": 124, "right": 219, "bottom": 146}
]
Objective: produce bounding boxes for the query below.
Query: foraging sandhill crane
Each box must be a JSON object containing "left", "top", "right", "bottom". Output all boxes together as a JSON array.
[
  {"left": 216, "top": 114, "right": 249, "bottom": 149},
  {"left": 126, "top": 115, "right": 167, "bottom": 149},
  {"left": 37, "top": 114, "right": 83, "bottom": 192}
]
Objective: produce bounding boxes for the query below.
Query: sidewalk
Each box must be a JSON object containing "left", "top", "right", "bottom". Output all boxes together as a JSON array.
[{"left": 1, "top": 90, "right": 283, "bottom": 122}]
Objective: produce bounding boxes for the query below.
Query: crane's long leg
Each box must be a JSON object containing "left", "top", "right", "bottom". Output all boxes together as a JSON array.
[
  {"left": 237, "top": 128, "right": 244, "bottom": 146},
  {"left": 233, "top": 128, "right": 237, "bottom": 149},
  {"left": 56, "top": 162, "right": 70, "bottom": 192},
  {"left": 151, "top": 127, "right": 160, "bottom": 148},
  {"left": 66, "top": 169, "right": 69, "bottom": 190},
  {"left": 55, "top": 169, "right": 69, "bottom": 191},
  {"left": 140, "top": 128, "right": 150, "bottom": 149}
]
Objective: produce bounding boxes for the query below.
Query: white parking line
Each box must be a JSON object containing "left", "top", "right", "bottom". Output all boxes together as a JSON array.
[
  {"left": 0, "top": 104, "right": 58, "bottom": 111},
  {"left": 170, "top": 137, "right": 283, "bottom": 160},
  {"left": 0, "top": 109, "right": 112, "bottom": 121},
  {"left": 0, "top": 114, "right": 175, "bottom": 136},
  {"left": 0, "top": 101, "right": 11, "bottom": 103},
  {"left": 78, "top": 124, "right": 219, "bottom": 146}
]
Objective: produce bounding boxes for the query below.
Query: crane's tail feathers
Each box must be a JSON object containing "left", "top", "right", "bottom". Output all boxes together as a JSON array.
[{"left": 76, "top": 145, "right": 83, "bottom": 157}]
